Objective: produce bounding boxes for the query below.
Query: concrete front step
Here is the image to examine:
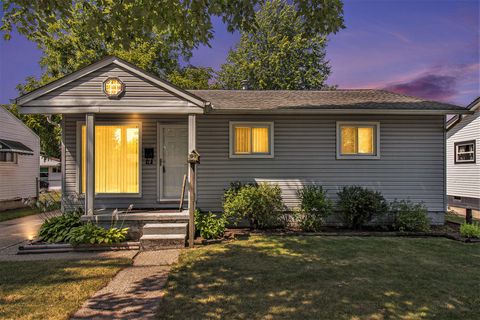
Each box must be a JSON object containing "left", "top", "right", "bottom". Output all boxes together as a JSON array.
[
  {"left": 140, "top": 234, "right": 186, "bottom": 250},
  {"left": 142, "top": 223, "right": 188, "bottom": 235}
]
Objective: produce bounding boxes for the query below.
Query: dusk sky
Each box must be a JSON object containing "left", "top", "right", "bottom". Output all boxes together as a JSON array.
[{"left": 0, "top": 0, "right": 478, "bottom": 106}]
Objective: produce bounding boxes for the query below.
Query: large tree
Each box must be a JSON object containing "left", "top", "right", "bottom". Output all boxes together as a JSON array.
[
  {"left": 218, "top": 0, "right": 334, "bottom": 90},
  {"left": 1, "top": 0, "right": 344, "bottom": 156}
]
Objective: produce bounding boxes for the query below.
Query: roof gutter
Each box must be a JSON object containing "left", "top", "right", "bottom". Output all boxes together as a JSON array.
[{"left": 207, "top": 108, "right": 472, "bottom": 115}]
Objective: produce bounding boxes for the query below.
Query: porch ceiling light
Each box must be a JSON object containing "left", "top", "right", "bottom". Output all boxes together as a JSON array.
[{"left": 103, "top": 77, "right": 125, "bottom": 99}]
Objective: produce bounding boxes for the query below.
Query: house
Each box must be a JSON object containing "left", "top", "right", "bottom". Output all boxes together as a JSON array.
[
  {"left": 40, "top": 156, "right": 62, "bottom": 191},
  {"left": 14, "top": 56, "right": 469, "bottom": 247},
  {"left": 0, "top": 106, "right": 40, "bottom": 211},
  {"left": 446, "top": 97, "right": 480, "bottom": 218}
]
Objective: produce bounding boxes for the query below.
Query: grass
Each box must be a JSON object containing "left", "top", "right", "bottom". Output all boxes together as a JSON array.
[
  {"left": 0, "top": 259, "right": 130, "bottom": 320},
  {"left": 0, "top": 207, "right": 40, "bottom": 222},
  {"left": 445, "top": 212, "right": 480, "bottom": 225},
  {"left": 158, "top": 235, "right": 480, "bottom": 320}
]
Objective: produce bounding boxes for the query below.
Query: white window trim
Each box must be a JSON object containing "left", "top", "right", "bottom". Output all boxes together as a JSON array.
[
  {"left": 229, "top": 121, "right": 274, "bottom": 158},
  {"left": 336, "top": 121, "right": 380, "bottom": 160},
  {"left": 454, "top": 140, "right": 476, "bottom": 164},
  {"left": 76, "top": 121, "right": 143, "bottom": 198}
]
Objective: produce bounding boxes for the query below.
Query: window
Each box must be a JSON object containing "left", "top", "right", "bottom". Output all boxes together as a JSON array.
[
  {"left": 52, "top": 166, "right": 61, "bottom": 173},
  {"left": 230, "top": 122, "right": 273, "bottom": 158},
  {"left": 40, "top": 167, "right": 49, "bottom": 180},
  {"left": 337, "top": 122, "right": 380, "bottom": 159},
  {"left": 103, "top": 77, "right": 125, "bottom": 98},
  {"left": 455, "top": 140, "right": 476, "bottom": 164},
  {"left": 81, "top": 124, "right": 140, "bottom": 194},
  {"left": 0, "top": 152, "right": 17, "bottom": 163}
]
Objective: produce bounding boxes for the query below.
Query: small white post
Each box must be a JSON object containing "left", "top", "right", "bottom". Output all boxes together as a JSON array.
[{"left": 85, "top": 113, "right": 95, "bottom": 215}]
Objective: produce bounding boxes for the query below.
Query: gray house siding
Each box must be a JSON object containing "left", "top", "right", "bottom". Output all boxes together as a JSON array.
[
  {"left": 64, "top": 113, "right": 446, "bottom": 223},
  {"left": 196, "top": 114, "right": 446, "bottom": 224},
  {"left": 38, "top": 64, "right": 178, "bottom": 102},
  {"left": 446, "top": 109, "right": 480, "bottom": 210}
]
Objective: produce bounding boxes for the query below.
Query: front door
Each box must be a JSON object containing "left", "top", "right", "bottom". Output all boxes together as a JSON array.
[{"left": 157, "top": 124, "right": 188, "bottom": 201}]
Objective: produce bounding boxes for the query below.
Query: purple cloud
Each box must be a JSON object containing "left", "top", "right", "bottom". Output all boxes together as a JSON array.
[{"left": 384, "top": 73, "right": 458, "bottom": 101}]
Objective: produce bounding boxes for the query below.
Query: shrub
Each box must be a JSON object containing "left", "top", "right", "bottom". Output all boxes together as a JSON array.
[
  {"left": 296, "top": 185, "right": 333, "bottom": 232},
  {"left": 38, "top": 212, "right": 82, "bottom": 243},
  {"left": 337, "top": 186, "right": 388, "bottom": 229},
  {"left": 195, "top": 210, "right": 227, "bottom": 239},
  {"left": 223, "top": 182, "right": 285, "bottom": 229},
  {"left": 391, "top": 200, "right": 430, "bottom": 232},
  {"left": 460, "top": 223, "right": 480, "bottom": 238},
  {"left": 66, "top": 223, "right": 128, "bottom": 245}
]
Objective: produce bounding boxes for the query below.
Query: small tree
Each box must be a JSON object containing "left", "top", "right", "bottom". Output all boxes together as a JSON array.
[{"left": 218, "top": 0, "right": 334, "bottom": 90}]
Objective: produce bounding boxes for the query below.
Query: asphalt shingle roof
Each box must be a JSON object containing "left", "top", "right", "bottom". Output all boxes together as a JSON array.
[{"left": 189, "top": 89, "right": 466, "bottom": 112}]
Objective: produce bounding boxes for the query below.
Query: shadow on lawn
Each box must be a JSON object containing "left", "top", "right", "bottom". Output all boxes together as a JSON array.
[{"left": 157, "top": 236, "right": 480, "bottom": 320}]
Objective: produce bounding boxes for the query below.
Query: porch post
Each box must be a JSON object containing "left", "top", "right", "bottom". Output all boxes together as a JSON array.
[
  {"left": 85, "top": 113, "right": 95, "bottom": 215},
  {"left": 188, "top": 114, "right": 196, "bottom": 247}
]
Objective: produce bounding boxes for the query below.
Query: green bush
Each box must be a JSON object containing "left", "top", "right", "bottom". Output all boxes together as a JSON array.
[
  {"left": 297, "top": 185, "right": 333, "bottom": 232},
  {"left": 460, "top": 223, "right": 480, "bottom": 238},
  {"left": 66, "top": 223, "right": 128, "bottom": 245},
  {"left": 337, "top": 186, "right": 388, "bottom": 229},
  {"left": 195, "top": 210, "right": 227, "bottom": 239},
  {"left": 223, "top": 182, "right": 286, "bottom": 229},
  {"left": 38, "top": 212, "right": 82, "bottom": 243},
  {"left": 391, "top": 200, "right": 430, "bottom": 232}
]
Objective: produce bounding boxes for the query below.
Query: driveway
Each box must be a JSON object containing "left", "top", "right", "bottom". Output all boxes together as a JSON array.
[{"left": 0, "top": 212, "right": 49, "bottom": 251}]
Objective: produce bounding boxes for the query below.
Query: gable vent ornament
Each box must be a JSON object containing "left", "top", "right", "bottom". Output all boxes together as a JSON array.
[{"left": 103, "top": 77, "right": 125, "bottom": 99}]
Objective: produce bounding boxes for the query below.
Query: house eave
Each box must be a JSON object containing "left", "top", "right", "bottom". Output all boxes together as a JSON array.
[
  {"left": 208, "top": 108, "right": 472, "bottom": 115},
  {"left": 20, "top": 106, "right": 205, "bottom": 114}
]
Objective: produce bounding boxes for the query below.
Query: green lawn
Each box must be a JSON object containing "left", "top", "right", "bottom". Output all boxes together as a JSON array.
[
  {"left": 0, "top": 259, "right": 130, "bottom": 320},
  {"left": 0, "top": 207, "right": 40, "bottom": 222},
  {"left": 158, "top": 236, "right": 480, "bottom": 320}
]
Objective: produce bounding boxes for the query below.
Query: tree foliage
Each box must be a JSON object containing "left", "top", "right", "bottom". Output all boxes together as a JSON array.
[
  {"left": 167, "top": 66, "right": 219, "bottom": 90},
  {"left": 1, "top": 0, "right": 344, "bottom": 156},
  {"left": 218, "top": 0, "right": 335, "bottom": 90}
]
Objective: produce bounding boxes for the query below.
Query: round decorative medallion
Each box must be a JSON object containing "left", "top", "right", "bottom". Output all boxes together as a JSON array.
[{"left": 103, "top": 77, "right": 125, "bottom": 99}]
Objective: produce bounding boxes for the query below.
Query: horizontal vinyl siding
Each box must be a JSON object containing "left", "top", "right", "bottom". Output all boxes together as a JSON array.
[
  {"left": 446, "top": 110, "right": 480, "bottom": 199},
  {"left": 39, "top": 64, "right": 180, "bottom": 101},
  {"left": 64, "top": 114, "right": 187, "bottom": 210},
  {"left": 0, "top": 108, "right": 40, "bottom": 201},
  {"left": 196, "top": 114, "right": 445, "bottom": 222}
]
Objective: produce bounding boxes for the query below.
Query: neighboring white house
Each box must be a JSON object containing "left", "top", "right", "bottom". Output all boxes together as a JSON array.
[
  {"left": 446, "top": 97, "right": 480, "bottom": 217},
  {"left": 40, "top": 156, "right": 61, "bottom": 191},
  {"left": 0, "top": 106, "right": 40, "bottom": 211}
]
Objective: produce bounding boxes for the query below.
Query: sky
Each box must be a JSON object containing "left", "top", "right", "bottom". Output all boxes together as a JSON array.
[{"left": 0, "top": 0, "right": 478, "bottom": 107}]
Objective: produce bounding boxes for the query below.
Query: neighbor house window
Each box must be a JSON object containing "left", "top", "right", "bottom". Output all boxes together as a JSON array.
[
  {"left": 0, "top": 152, "right": 17, "bottom": 163},
  {"left": 230, "top": 122, "right": 273, "bottom": 158},
  {"left": 337, "top": 122, "right": 380, "bottom": 159},
  {"left": 81, "top": 124, "right": 140, "bottom": 194},
  {"left": 454, "top": 140, "right": 476, "bottom": 164}
]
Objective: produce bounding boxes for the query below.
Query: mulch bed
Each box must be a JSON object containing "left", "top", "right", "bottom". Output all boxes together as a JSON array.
[{"left": 195, "top": 224, "right": 480, "bottom": 245}]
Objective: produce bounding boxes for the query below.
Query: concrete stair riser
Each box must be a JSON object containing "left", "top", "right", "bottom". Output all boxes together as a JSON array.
[{"left": 142, "top": 223, "right": 187, "bottom": 235}]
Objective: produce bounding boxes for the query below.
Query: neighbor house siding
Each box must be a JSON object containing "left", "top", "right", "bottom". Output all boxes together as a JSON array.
[
  {"left": 196, "top": 114, "right": 446, "bottom": 224},
  {"left": 0, "top": 107, "right": 40, "bottom": 202},
  {"left": 446, "top": 110, "right": 480, "bottom": 204},
  {"left": 63, "top": 113, "right": 187, "bottom": 210}
]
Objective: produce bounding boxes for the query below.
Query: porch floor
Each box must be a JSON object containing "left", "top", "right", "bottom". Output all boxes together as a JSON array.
[{"left": 81, "top": 210, "right": 189, "bottom": 222}]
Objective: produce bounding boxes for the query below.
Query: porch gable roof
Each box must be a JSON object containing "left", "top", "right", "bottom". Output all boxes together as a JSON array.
[{"left": 15, "top": 56, "right": 207, "bottom": 114}]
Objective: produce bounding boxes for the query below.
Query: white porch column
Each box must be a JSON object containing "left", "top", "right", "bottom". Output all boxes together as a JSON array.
[
  {"left": 188, "top": 114, "right": 197, "bottom": 247},
  {"left": 85, "top": 113, "right": 95, "bottom": 215}
]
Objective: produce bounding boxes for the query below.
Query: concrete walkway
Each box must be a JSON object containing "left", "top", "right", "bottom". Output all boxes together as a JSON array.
[{"left": 72, "top": 249, "right": 180, "bottom": 320}]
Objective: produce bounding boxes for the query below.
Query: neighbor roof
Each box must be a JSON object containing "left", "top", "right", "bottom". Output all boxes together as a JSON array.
[
  {"left": 446, "top": 96, "right": 480, "bottom": 130},
  {"left": 191, "top": 89, "right": 468, "bottom": 114}
]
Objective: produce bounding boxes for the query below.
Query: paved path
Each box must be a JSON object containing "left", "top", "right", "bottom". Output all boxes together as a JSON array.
[
  {"left": 0, "top": 212, "right": 51, "bottom": 251},
  {"left": 72, "top": 249, "right": 180, "bottom": 320}
]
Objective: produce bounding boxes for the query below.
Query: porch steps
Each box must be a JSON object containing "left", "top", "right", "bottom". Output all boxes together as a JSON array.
[{"left": 140, "top": 222, "right": 188, "bottom": 250}]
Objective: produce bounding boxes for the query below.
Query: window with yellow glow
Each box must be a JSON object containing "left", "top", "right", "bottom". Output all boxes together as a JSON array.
[
  {"left": 103, "top": 78, "right": 124, "bottom": 97},
  {"left": 338, "top": 123, "right": 378, "bottom": 157},
  {"left": 82, "top": 124, "right": 140, "bottom": 194},
  {"left": 231, "top": 123, "right": 272, "bottom": 157}
]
